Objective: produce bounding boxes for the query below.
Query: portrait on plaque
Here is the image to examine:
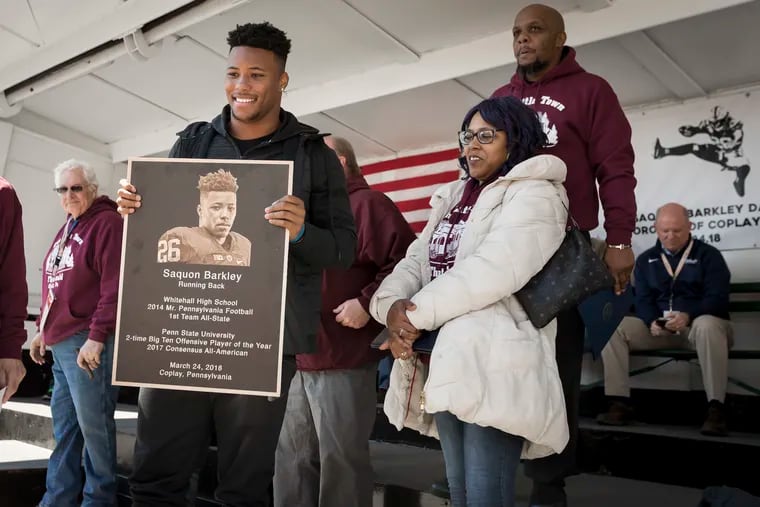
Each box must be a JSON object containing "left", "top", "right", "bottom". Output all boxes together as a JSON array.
[
  {"left": 113, "top": 157, "right": 292, "bottom": 396},
  {"left": 157, "top": 169, "right": 252, "bottom": 267}
]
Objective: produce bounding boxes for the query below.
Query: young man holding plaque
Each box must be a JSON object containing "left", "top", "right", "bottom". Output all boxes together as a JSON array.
[{"left": 117, "top": 22, "right": 356, "bottom": 507}]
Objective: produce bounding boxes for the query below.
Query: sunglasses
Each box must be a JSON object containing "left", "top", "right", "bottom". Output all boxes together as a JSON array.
[
  {"left": 53, "top": 185, "right": 85, "bottom": 194},
  {"left": 458, "top": 128, "right": 503, "bottom": 145}
]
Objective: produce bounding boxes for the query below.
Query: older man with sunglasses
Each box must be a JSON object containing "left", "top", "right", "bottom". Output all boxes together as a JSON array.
[{"left": 30, "top": 159, "right": 123, "bottom": 507}]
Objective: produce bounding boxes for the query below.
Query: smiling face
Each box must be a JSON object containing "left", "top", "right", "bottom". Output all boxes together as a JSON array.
[
  {"left": 512, "top": 4, "right": 566, "bottom": 81},
  {"left": 58, "top": 168, "right": 96, "bottom": 218},
  {"left": 224, "top": 46, "right": 288, "bottom": 137},
  {"left": 198, "top": 191, "right": 237, "bottom": 243},
  {"left": 462, "top": 112, "right": 509, "bottom": 183}
]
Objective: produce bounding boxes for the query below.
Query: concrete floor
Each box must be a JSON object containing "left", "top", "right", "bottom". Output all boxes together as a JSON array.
[
  {"left": 370, "top": 441, "right": 704, "bottom": 507},
  {"left": 1, "top": 398, "right": 712, "bottom": 507}
]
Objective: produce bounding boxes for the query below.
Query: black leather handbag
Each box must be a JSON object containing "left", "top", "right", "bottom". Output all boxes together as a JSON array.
[{"left": 515, "top": 224, "right": 614, "bottom": 328}]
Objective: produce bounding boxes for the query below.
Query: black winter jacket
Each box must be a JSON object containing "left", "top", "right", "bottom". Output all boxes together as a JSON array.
[{"left": 169, "top": 106, "right": 356, "bottom": 354}]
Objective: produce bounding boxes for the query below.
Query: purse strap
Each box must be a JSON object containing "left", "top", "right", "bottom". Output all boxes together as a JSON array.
[{"left": 557, "top": 194, "right": 580, "bottom": 231}]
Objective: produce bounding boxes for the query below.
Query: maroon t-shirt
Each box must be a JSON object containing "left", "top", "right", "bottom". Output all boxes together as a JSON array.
[{"left": 429, "top": 177, "right": 490, "bottom": 279}]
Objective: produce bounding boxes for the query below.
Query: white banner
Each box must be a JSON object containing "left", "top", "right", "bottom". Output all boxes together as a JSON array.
[{"left": 626, "top": 91, "right": 758, "bottom": 253}]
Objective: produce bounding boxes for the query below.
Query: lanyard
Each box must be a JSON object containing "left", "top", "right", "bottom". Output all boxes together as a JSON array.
[
  {"left": 660, "top": 239, "right": 694, "bottom": 312},
  {"left": 40, "top": 217, "right": 79, "bottom": 335},
  {"left": 51, "top": 217, "right": 78, "bottom": 276}
]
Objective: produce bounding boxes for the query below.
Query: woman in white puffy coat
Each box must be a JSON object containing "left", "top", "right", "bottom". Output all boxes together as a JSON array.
[{"left": 370, "top": 96, "right": 569, "bottom": 507}]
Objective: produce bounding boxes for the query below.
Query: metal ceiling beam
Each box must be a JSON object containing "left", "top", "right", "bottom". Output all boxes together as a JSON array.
[
  {"left": 284, "top": 0, "right": 750, "bottom": 117},
  {"left": 4, "top": 0, "right": 251, "bottom": 107},
  {"left": 110, "top": 0, "right": 752, "bottom": 162},
  {"left": 616, "top": 32, "right": 706, "bottom": 99},
  {"left": 0, "top": 0, "right": 193, "bottom": 92},
  {"left": 340, "top": 1, "right": 420, "bottom": 62},
  {"left": 0, "top": 92, "right": 22, "bottom": 118},
  {"left": 7, "top": 110, "right": 113, "bottom": 158}
]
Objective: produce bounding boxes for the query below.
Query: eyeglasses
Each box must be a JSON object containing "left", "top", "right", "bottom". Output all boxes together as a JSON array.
[
  {"left": 53, "top": 185, "right": 85, "bottom": 194},
  {"left": 458, "top": 128, "right": 503, "bottom": 145}
]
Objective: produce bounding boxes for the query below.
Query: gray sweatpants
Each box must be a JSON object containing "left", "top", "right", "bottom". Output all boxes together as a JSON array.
[
  {"left": 601, "top": 315, "right": 733, "bottom": 402},
  {"left": 273, "top": 363, "right": 377, "bottom": 507}
]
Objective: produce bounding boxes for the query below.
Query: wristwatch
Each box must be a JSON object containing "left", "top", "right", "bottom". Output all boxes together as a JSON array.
[{"left": 607, "top": 243, "right": 632, "bottom": 250}]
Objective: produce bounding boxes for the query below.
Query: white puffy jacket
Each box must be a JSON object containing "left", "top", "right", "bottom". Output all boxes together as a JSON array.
[{"left": 370, "top": 154, "right": 570, "bottom": 459}]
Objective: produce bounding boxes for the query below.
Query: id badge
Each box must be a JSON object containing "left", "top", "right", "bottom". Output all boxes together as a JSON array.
[{"left": 39, "top": 290, "right": 55, "bottom": 337}]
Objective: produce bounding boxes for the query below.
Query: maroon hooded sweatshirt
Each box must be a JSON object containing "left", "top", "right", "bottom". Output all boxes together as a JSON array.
[
  {"left": 0, "top": 177, "right": 28, "bottom": 360},
  {"left": 38, "top": 196, "right": 122, "bottom": 345},
  {"left": 297, "top": 174, "right": 416, "bottom": 371},
  {"left": 492, "top": 46, "right": 636, "bottom": 245}
]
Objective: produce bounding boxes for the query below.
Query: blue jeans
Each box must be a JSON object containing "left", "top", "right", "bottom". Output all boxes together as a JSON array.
[
  {"left": 377, "top": 355, "right": 393, "bottom": 390},
  {"left": 434, "top": 411, "right": 524, "bottom": 507},
  {"left": 41, "top": 331, "right": 119, "bottom": 507}
]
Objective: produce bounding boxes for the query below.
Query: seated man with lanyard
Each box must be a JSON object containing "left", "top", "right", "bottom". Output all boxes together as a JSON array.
[{"left": 597, "top": 202, "right": 733, "bottom": 436}]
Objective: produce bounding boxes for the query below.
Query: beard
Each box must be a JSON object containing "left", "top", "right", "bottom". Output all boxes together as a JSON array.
[{"left": 518, "top": 58, "right": 550, "bottom": 77}]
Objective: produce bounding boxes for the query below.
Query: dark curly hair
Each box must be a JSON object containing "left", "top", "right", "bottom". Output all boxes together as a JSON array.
[
  {"left": 458, "top": 96, "right": 547, "bottom": 177},
  {"left": 226, "top": 22, "right": 292, "bottom": 70}
]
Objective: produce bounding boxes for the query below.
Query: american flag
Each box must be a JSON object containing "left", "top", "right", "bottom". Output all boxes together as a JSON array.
[{"left": 362, "top": 148, "right": 463, "bottom": 234}]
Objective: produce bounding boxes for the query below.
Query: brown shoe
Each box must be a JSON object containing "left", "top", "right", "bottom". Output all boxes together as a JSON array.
[
  {"left": 596, "top": 399, "right": 634, "bottom": 426},
  {"left": 701, "top": 401, "right": 728, "bottom": 436}
]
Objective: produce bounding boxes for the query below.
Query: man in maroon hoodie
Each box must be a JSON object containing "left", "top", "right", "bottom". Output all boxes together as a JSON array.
[
  {"left": 491, "top": 4, "right": 637, "bottom": 507},
  {"left": 273, "top": 136, "right": 416, "bottom": 507},
  {"left": 29, "top": 159, "right": 122, "bottom": 507},
  {"left": 0, "top": 177, "right": 27, "bottom": 404}
]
